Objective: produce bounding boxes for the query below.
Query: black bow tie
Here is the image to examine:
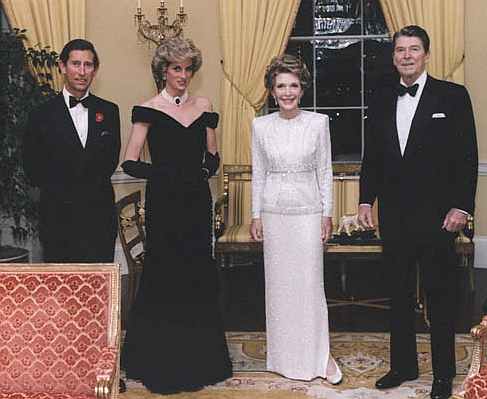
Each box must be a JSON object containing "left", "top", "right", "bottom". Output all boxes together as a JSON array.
[
  {"left": 397, "top": 83, "right": 419, "bottom": 97},
  {"left": 69, "top": 95, "right": 92, "bottom": 108}
]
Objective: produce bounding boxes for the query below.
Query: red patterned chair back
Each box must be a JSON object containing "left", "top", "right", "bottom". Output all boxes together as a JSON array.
[
  {"left": 461, "top": 315, "right": 487, "bottom": 399},
  {"left": 0, "top": 263, "right": 121, "bottom": 399}
]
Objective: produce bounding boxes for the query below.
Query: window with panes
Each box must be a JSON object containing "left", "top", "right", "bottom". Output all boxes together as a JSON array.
[{"left": 269, "top": 0, "right": 395, "bottom": 163}]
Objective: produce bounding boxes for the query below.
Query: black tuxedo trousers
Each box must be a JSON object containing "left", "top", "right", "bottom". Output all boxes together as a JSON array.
[
  {"left": 384, "top": 236, "right": 457, "bottom": 379},
  {"left": 39, "top": 189, "right": 117, "bottom": 263}
]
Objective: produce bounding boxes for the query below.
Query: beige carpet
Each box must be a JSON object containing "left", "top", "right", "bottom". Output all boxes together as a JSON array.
[{"left": 121, "top": 332, "right": 473, "bottom": 398}]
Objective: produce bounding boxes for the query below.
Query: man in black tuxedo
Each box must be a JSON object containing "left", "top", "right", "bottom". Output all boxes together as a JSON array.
[
  {"left": 358, "top": 26, "right": 478, "bottom": 399},
  {"left": 23, "top": 39, "right": 120, "bottom": 263}
]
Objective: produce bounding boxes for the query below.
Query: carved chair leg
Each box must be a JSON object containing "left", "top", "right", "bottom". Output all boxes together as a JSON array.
[
  {"left": 468, "top": 253, "right": 475, "bottom": 292},
  {"left": 339, "top": 260, "right": 347, "bottom": 294}
]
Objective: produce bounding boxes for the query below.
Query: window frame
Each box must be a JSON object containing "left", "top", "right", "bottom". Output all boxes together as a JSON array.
[{"left": 275, "top": 1, "right": 391, "bottom": 163}]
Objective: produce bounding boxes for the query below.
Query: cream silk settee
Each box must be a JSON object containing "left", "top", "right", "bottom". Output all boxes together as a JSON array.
[
  {"left": 213, "top": 163, "right": 382, "bottom": 263},
  {"left": 0, "top": 263, "right": 121, "bottom": 399}
]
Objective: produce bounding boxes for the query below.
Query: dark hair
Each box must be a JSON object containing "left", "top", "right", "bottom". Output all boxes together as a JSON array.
[
  {"left": 264, "top": 54, "right": 311, "bottom": 91},
  {"left": 59, "top": 39, "right": 100, "bottom": 69},
  {"left": 393, "top": 25, "right": 430, "bottom": 53}
]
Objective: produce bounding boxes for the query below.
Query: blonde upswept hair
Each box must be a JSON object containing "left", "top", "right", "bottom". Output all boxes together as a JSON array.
[{"left": 151, "top": 36, "right": 202, "bottom": 90}]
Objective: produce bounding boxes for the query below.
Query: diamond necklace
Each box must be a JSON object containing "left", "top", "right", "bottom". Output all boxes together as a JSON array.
[{"left": 160, "top": 88, "right": 188, "bottom": 106}]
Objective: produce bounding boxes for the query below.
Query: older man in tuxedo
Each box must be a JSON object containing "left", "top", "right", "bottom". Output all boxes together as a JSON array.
[
  {"left": 23, "top": 39, "right": 120, "bottom": 263},
  {"left": 358, "top": 25, "right": 478, "bottom": 399}
]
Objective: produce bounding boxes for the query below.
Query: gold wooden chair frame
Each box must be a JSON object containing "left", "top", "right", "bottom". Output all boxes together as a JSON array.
[
  {"left": 116, "top": 190, "right": 145, "bottom": 320},
  {"left": 455, "top": 314, "right": 487, "bottom": 398},
  {"left": 0, "top": 263, "right": 121, "bottom": 399}
]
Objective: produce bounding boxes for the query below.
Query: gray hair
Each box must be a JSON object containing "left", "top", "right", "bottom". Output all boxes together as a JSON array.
[{"left": 151, "top": 36, "right": 203, "bottom": 90}]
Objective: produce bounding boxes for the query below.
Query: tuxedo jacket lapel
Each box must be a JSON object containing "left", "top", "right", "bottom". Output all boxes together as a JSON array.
[
  {"left": 403, "top": 76, "right": 438, "bottom": 160},
  {"left": 53, "top": 93, "right": 85, "bottom": 151},
  {"left": 383, "top": 90, "right": 403, "bottom": 162},
  {"left": 85, "top": 99, "right": 97, "bottom": 152}
]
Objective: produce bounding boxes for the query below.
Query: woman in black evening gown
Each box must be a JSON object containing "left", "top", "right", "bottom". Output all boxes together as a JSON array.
[{"left": 121, "top": 37, "right": 232, "bottom": 394}]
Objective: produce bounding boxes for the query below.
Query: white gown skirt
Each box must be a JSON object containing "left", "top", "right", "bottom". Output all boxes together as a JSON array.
[{"left": 262, "top": 212, "right": 342, "bottom": 382}]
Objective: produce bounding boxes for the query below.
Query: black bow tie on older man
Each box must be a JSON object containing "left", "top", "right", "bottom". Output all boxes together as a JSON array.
[
  {"left": 397, "top": 83, "right": 419, "bottom": 97},
  {"left": 69, "top": 95, "right": 92, "bottom": 108}
]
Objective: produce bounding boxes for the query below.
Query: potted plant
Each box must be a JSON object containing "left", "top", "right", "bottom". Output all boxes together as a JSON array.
[{"left": 0, "top": 28, "right": 57, "bottom": 245}]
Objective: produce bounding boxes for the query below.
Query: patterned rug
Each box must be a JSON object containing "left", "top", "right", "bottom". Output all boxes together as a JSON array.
[{"left": 122, "top": 332, "right": 473, "bottom": 399}]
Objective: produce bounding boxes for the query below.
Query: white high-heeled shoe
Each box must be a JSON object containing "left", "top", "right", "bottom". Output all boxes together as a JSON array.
[
  {"left": 327, "top": 371, "right": 343, "bottom": 385},
  {"left": 327, "top": 360, "right": 343, "bottom": 385}
]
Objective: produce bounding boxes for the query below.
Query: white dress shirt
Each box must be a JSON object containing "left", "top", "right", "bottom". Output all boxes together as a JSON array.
[
  {"left": 396, "top": 71, "right": 427, "bottom": 156},
  {"left": 62, "top": 87, "right": 89, "bottom": 148}
]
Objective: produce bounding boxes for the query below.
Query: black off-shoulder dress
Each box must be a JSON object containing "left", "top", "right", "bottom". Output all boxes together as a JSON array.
[{"left": 121, "top": 106, "right": 232, "bottom": 393}]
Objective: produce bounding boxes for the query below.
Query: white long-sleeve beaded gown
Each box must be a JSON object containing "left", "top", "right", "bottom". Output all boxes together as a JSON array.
[{"left": 251, "top": 110, "right": 342, "bottom": 382}]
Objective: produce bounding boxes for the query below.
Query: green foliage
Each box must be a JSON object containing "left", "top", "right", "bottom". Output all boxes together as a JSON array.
[{"left": 0, "top": 28, "right": 57, "bottom": 241}]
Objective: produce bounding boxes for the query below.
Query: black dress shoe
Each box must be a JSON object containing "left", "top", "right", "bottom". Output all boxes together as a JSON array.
[
  {"left": 375, "top": 370, "right": 419, "bottom": 389},
  {"left": 430, "top": 378, "right": 452, "bottom": 399},
  {"left": 119, "top": 379, "right": 127, "bottom": 393}
]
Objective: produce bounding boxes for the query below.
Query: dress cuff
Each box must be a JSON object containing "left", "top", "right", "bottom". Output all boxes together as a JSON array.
[
  {"left": 322, "top": 209, "right": 332, "bottom": 217},
  {"left": 453, "top": 208, "right": 471, "bottom": 217}
]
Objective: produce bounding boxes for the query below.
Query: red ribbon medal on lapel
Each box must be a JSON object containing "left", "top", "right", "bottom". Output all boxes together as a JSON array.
[{"left": 96, "top": 112, "right": 104, "bottom": 123}]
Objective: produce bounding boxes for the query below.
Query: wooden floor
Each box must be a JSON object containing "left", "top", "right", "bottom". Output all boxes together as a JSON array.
[{"left": 220, "top": 255, "right": 487, "bottom": 333}]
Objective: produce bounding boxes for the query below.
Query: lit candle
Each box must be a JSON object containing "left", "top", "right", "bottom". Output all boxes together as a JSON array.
[
  {"left": 137, "top": 0, "right": 141, "bottom": 9},
  {"left": 180, "top": 0, "right": 183, "bottom": 8}
]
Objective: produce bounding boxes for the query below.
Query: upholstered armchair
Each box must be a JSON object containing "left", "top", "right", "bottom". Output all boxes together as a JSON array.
[
  {"left": 458, "top": 313, "right": 487, "bottom": 399},
  {"left": 0, "top": 263, "right": 121, "bottom": 399}
]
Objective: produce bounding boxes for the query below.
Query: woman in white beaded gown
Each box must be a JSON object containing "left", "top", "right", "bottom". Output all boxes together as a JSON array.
[{"left": 250, "top": 54, "right": 342, "bottom": 384}]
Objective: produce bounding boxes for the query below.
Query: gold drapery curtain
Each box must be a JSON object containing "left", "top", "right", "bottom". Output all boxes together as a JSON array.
[
  {"left": 379, "top": 0, "right": 464, "bottom": 83},
  {"left": 218, "top": 0, "right": 300, "bottom": 225},
  {"left": 2, "top": 0, "right": 86, "bottom": 91}
]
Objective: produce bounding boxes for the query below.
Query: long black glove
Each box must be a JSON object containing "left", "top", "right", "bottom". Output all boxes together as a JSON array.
[
  {"left": 121, "top": 160, "right": 165, "bottom": 179},
  {"left": 123, "top": 154, "right": 219, "bottom": 181},
  {"left": 202, "top": 151, "right": 220, "bottom": 180}
]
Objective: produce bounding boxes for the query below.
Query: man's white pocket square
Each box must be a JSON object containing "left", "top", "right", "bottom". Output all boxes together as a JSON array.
[{"left": 432, "top": 113, "right": 446, "bottom": 118}]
